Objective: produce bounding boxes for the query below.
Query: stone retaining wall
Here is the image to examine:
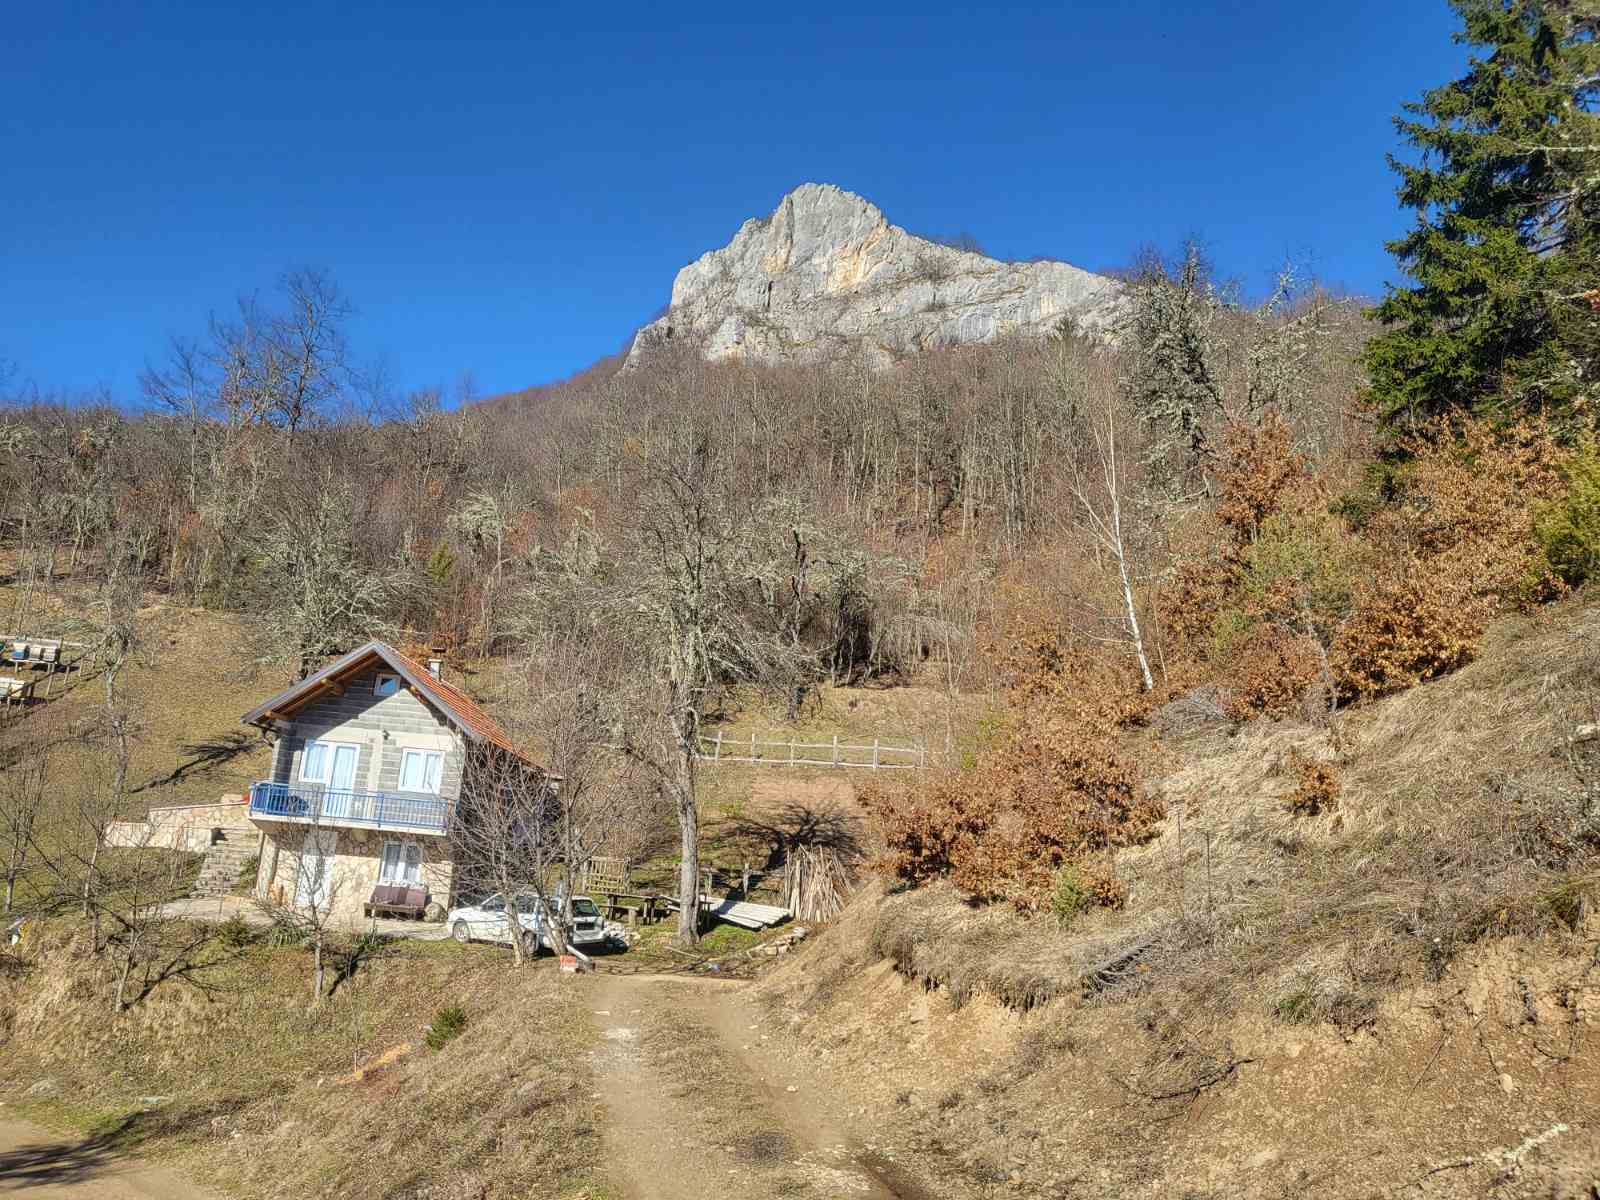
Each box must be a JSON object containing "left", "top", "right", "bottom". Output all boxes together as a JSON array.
[{"left": 105, "top": 796, "right": 252, "bottom": 852}]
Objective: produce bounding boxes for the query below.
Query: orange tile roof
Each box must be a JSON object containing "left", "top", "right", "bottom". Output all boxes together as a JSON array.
[{"left": 378, "top": 643, "right": 531, "bottom": 761}]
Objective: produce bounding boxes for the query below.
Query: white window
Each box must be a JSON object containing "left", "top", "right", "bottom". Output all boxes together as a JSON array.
[
  {"left": 380, "top": 840, "right": 422, "bottom": 884},
  {"left": 398, "top": 748, "right": 444, "bottom": 794},
  {"left": 301, "top": 740, "right": 360, "bottom": 789},
  {"left": 373, "top": 673, "right": 401, "bottom": 698}
]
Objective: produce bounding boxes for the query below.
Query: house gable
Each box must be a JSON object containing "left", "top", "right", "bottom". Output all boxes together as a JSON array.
[
  {"left": 269, "top": 664, "right": 466, "bottom": 802},
  {"left": 242, "top": 641, "right": 531, "bottom": 764}
]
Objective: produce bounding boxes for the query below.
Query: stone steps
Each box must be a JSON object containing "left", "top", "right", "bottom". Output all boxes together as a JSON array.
[{"left": 190, "top": 832, "right": 259, "bottom": 898}]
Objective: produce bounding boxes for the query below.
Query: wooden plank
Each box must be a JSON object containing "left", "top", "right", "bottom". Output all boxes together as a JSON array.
[{"left": 698, "top": 893, "right": 791, "bottom": 929}]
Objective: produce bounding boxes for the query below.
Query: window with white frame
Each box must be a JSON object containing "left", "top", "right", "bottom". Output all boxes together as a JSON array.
[
  {"left": 300, "top": 740, "right": 360, "bottom": 789},
  {"left": 398, "top": 748, "right": 444, "bottom": 794},
  {"left": 380, "top": 840, "right": 422, "bottom": 884},
  {"left": 373, "top": 673, "right": 401, "bottom": 698}
]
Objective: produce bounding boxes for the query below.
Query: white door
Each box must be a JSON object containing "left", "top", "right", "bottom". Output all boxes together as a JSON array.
[
  {"left": 295, "top": 830, "right": 338, "bottom": 909},
  {"left": 329, "top": 743, "right": 359, "bottom": 792},
  {"left": 327, "top": 744, "right": 359, "bottom": 820}
]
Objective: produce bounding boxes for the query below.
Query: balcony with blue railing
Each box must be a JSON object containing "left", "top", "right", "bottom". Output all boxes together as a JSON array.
[{"left": 248, "top": 781, "right": 450, "bottom": 835}]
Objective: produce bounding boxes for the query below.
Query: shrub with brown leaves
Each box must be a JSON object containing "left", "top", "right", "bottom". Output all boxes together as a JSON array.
[
  {"left": 1329, "top": 563, "right": 1484, "bottom": 699},
  {"left": 864, "top": 632, "right": 1162, "bottom": 914},
  {"left": 1161, "top": 413, "right": 1569, "bottom": 719},
  {"left": 1285, "top": 750, "right": 1339, "bottom": 816},
  {"left": 1213, "top": 411, "right": 1311, "bottom": 554},
  {"left": 1222, "top": 625, "right": 1322, "bottom": 719}
]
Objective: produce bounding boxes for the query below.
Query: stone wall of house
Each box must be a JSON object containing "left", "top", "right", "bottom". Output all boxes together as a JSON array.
[
  {"left": 256, "top": 822, "right": 453, "bottom": 927},
  {"left": 266, "top": 666, "right": 466, "bottom": 802}
]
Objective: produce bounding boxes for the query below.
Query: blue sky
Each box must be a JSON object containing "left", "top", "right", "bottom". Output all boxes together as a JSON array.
[{"left": 4, "top": 1, "right": 1466, "bottom": 404}]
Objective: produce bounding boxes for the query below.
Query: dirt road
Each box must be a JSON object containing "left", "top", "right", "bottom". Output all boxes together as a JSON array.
[
  {"left": 587, "top": 971, "right": 930, "bottom": 1200},
  {"left": 0, "top": 1117, "right": 216, "bottom": 1199}
]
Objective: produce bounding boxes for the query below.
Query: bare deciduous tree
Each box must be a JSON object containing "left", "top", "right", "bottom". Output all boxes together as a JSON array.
[
  {"left": 254, "top": 811, "right": 346, "bottom": 1005},
  {"left": 530, "top": 443, "right": 837, "bottom": 944},
  {"left": 0, "top": 725, "right": 54, "bottom": 914},
  {"left": 450, "top": 743, "right": 565, "bottom": 965},
  {"left": 252, "top": 473, "right": 396, "bottom": 678},
  {"left": 1065, "top": 397, "right": 1157, "bottom": 693}
]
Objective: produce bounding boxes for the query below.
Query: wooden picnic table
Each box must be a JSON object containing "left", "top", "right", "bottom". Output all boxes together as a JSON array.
[{"left": 597, "top": 891, "right": 663, "bottom": 925}]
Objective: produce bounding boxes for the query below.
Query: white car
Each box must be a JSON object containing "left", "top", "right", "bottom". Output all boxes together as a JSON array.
[{"left": 446, "top": 891, "right": 619, "bottom": 954}]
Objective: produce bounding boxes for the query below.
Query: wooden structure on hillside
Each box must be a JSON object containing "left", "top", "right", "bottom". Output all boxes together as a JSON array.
[
  {"left": 0, "top": 635, "right": 94, "bottom": 713},
  {"left": 697, "top": 731, "right": 927, "bottom": 770}
]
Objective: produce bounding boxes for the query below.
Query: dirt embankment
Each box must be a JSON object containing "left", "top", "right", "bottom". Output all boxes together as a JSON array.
[
  {"left": 750, "top": 887, "right": 1600, "bottom": 1199},
  {"left": 735, "top": 606, "right": 1600, "bottom": 1199}
]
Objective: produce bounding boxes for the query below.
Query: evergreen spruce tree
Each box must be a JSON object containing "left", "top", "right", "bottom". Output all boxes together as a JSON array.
[{"left": 1366, "top": 1, "right": 1600, "bottom": 432}]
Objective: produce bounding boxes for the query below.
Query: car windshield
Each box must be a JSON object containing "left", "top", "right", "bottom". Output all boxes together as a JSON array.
[{"left": 571, "top": 898, "right": 600, "bottom": 918}]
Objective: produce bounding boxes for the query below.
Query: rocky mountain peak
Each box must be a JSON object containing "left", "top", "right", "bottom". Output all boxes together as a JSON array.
[{"left": 626, "top": 183, "right": 1123, "bottom": 370}]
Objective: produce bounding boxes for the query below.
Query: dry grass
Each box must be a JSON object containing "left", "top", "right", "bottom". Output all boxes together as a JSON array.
[
  {"left": 852, "top": 600, "right": 1600, "bottom": 1031},
  {"left": 0, "top": 584, "right": 277, "bottom": 814},
  {"left": 0, "top": 922, "right": 611, "bottom": 1199}
]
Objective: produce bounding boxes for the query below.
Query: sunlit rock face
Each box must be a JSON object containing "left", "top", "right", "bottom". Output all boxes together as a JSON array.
[{"left": 626, "top": 183, "right": 1124, "bottom": 369}]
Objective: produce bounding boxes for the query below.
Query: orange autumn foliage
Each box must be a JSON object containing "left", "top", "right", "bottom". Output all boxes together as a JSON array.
[{"left": 864, "top": 628, "right": 1162, "bottom": 913}]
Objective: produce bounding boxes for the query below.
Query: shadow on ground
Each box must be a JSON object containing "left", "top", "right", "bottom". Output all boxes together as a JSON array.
[{"left": 0, "top": 1113, "right": 144, "bottom": 1189}]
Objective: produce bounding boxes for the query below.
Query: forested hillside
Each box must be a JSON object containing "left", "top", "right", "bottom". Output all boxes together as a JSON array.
[{"left": 4, "top": 4, "right": 1600, "bottom": 1196}]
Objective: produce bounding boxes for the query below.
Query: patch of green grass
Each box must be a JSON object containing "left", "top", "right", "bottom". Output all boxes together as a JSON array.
[
  {"left": 1050, "top": 866, "right": 1091, "bottom": 929},
  {"left": 425, "top": 1004, "right": 467, "bottom": 1051},
  {"left": 1274, "top": 988, "right": 1318, "bottom": 1024},
  {"left": 696, "top": 923, "right": 761, "bottom": 956}
]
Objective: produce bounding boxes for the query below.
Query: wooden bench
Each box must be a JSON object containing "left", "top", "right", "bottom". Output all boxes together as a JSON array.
[
  {"left": 365, "top": 883, "right": 427, "bottom": 919},
  {"left": 7, "top": 640, "right": 60, "bottom": 669},
  {"left": 598, "top": 892, "right": 661, "bottom": 926}
]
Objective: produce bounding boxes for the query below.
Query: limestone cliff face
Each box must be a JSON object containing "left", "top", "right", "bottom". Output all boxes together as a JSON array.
[{"left": 626, "top": 183, "right": 1124, "bottom": 369}]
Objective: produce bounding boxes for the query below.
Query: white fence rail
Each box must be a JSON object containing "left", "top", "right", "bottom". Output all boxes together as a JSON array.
[{"left": 697, "top": 731, "right": 927, "bottom": 770}]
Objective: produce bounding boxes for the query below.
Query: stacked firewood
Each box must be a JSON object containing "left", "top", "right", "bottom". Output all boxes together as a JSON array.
[{"left": 782, "top": 842, "right": 856, "bottom": 923}]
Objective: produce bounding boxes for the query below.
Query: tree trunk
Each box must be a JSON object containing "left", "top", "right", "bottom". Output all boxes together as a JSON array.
[
  {"left": 114, "top": 940, "right": 134, "bottom": 1012},
  {"left": 673, "top": 738, "right": 700, "bottom": 946},
  {"left": 82, "top": 837, "right": 102, "bottom": 949},
  {"left": 676, "top": 792, "right": 699, "bottom": 945},
  {"left": 1117, "top": 539, "right": 1155, "bottom": 693},
  {"left": 504, "top": 893, "right": 531, "bottom": 965},
  {"left": 311, "top": 934, "right": 325, "bottom": 1005}
]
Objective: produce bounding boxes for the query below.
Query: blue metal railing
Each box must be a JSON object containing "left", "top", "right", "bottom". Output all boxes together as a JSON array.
[{"left": 248, "top": 781, "right": 449, "bottom": 834}]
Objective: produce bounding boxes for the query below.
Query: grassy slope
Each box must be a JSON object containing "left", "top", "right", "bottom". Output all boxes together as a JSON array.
[
  {"left": 0, "top": 584, "right": 277, "bottom": 813},
  {"left": 1, "top": 927, "right": 611, "bottom": 1199},
  {"left": 753, "top": 599, "right": 1600, "bottom": 1199}
]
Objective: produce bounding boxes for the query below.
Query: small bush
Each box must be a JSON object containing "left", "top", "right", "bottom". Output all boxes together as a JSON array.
[
  {"left": 232, "top": 854, "right": 259, "bottom": 893},
  {"left": 1330, "top": 567, "right": 1482, "bottom": 699},
  {"left": 864, "top": 637, "right": 1160, "bottom": 913},
  {"left": 1050, "top": 867, "right": 1091, "bottom": 927},
  {"left": 1274, "top": 987, "right": 1317, "bottom": 1024},
  {"left": 425, "top": 1004, "right": 467, "bottom": 1051},
  {"left": 1286, "top": 751, "right": 1339, "bottom": 816},
  {"left": 1223, "top": 625, "right": 1321, "bottom": 719},
  {"left": 1535, "top": 439, "right": 1600, "bottom": 587},
  {"left": 266, "top": 916, "right": 307, "bottom": 948},
  {"left": 217, "top": 914, "right": 258, "bottom": 949}
]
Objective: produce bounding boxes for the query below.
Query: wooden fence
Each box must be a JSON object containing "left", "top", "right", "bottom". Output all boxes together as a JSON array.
[{"left": 697, "top": 731, "right": 927, "bottom": 770}]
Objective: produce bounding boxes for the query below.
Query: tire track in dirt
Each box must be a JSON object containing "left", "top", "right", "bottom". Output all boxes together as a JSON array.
[{"left": 587, "top": 972, "right": 928, "bottom": 1200}]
